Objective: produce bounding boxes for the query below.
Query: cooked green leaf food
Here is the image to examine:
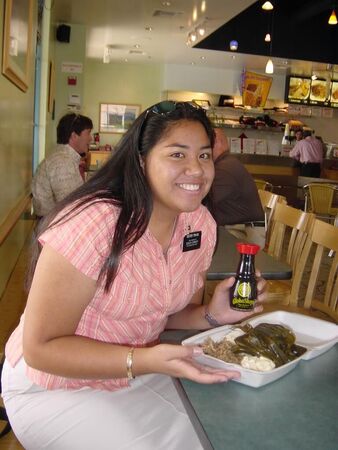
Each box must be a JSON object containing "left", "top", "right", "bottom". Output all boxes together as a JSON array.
[{"left": 202, "top": 323, "right": 307, "bottom": 371}]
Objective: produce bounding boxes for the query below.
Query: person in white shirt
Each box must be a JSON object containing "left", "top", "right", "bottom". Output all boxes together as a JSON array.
[{"left": 32, "top": 113, "right": 93, "bottom": 216}]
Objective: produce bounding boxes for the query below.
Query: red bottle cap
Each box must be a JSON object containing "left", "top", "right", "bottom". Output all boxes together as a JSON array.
[{"left": 236, "top": 242, "right": 260, "bottom": 255}]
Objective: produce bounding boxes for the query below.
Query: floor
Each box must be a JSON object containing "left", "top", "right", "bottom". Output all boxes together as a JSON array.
[{"left": 0, "top": 226, "right": 31, "bottom": 449}]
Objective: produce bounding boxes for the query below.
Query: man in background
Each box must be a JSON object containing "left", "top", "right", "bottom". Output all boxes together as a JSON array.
[
  {"left": 211, "top": 128, "right": 265, "bottom": 247},
  {"left": 32, "top": 113, "right": 93, "bottom": 217},
  {"left": 294, "top": 128, "right": 303, "bottom": 142},
  {"left": 289, "top": 129, "right": 323, "bottom": 177}
]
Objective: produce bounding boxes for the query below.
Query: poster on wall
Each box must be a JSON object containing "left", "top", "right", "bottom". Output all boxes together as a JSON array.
[{"left": 242, "top": 71, "right": 272, "bottom": 108}]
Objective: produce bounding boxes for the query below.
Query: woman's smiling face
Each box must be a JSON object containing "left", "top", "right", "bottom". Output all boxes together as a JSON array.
[{"left": 144, "top": 119, "right": 214, "bottom": 218}]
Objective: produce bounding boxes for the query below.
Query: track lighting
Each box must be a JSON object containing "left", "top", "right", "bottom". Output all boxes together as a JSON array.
[
  {"left": 190, "top": 31, "right": 197, "bottom": 42},
  {"left": 186, "top": 20, "right": 207, "bottom": 46},
  {"left": 197, "top": 23, "right": 206, "bottom": 36}
]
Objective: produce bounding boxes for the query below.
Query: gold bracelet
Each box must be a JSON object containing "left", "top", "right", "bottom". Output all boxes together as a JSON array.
[{"left": 126, "top": 347, "right": 135, "bottom": 380}]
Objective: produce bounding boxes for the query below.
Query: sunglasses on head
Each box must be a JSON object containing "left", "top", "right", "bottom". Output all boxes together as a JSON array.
[
  {"left": 146, "top": 100, "right": 203, "bottom": 116},
  {"left": 138, "top": 101, "right": 206, "bottom": 154}
]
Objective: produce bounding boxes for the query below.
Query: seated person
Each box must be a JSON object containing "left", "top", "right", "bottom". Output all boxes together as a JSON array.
[
  {"left": 32, "top": 113, "right": 93, "bottom": 217},
  {"left": 2, "top": 102, "right": 266, "bottom": 449},
  {"left": 210, "top": 128, "right": 265, "bottom": 247}
]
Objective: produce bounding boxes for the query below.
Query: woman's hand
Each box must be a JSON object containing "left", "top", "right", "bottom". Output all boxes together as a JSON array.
[
  {"left": 207, "top": 271, "right": 267, "bottom": 325},
  {"left": 134, "top": 344, "right": 240, "bottom": 384}
]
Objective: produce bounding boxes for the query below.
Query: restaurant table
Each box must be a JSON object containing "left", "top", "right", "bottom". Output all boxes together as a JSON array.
[
  {"left": 207, "top": 227, "right": 292, "bottom": 281},
  {"left": 175, "top": 344, "right": 338, "bottom": 450}
]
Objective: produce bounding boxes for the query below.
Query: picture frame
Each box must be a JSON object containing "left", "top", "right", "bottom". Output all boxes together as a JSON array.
[
  {"left": 2, "top": 0, "right": 34, "bottom": 92},
  {"left": 48, "top": 60, "right": 55, "bottom": 113},
  {"left": 99, "top": 103, "right": 141, "bottom": 134}
]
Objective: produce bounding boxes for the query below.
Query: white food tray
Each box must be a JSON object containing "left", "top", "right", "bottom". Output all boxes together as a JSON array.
[{"left": 182, "top": 311, "right": 338, "bottom": 388}]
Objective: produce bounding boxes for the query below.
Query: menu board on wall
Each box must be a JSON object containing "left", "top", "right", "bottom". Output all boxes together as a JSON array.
[
  {"left": 285, "top": 76, "right": 311, "bottom": 104},
  {"left": 330, "top": 81, "right": 338, "bottom": 108},
  {"left": 285, "top": 75, "right": 337, "bottom": 108},
  {"left": 309, "top": 79, "right": 330, "bottom": 106}
]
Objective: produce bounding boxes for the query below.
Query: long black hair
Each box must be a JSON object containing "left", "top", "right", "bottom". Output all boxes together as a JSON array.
[{"left": 28, "top": 102, "right": 214, "bottom": 291}]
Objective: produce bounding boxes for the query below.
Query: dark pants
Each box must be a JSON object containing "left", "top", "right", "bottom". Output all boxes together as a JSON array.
[{"left": 300, "top": 162, "right": 321, "bottom": 178}]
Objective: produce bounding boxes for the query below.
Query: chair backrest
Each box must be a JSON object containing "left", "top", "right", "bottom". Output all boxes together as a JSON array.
[
  {"left": 254, "top": 179, "right": 273, "bottom": 191},
  {"left": 267, "top": 202, "right": 314, "bottom": 270},
  {"left": 289, "top": 219, "right": 338, "bottom": 322},
  {"left": 303, "top": 183, "right": 337, "bottom": 215},
  {"left": 258, "top": 190, "right": 287, "bottom": 242}
]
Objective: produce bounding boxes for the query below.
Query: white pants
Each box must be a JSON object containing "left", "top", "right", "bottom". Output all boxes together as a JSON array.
[{"left": 1, "top": 358, "right": 204, "bottom": 450}]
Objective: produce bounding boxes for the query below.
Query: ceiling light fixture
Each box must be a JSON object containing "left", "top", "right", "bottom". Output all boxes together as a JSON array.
[
  {"left": 328, "top": 9, "right": 338, "bottom": 25},
  {"left": 262, "top": 1, "right": 274, "bottom": 11},
  {"left": 265, "top": 58, "right": 274, "bottom": 74},
  {"left": 197, "top": 23, "right": 206, "bottom": 36},
  {"left": 103, "top": 45, "right": 112, "bottom": 64},
  {"left": 186, "top": 20, "right": 207, "bottom": 46},
  {"left": 190, "top": 31, "right": 197, "bottom": 42},
  {"left": 265, "top": 7, "right": 274, "bottom": 74},
  {"left": 230, "top": 40, "right": 238, "bottom": 51}
]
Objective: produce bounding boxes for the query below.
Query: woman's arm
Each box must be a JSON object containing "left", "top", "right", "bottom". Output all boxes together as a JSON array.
[
  {"left": 166, "top": 273, "right": 266, "bottom": 330},
  {"left": 23, "top": 244, "right": 135, "bottom": 379},
  {"left": 23, "top": 245, "right": 239, "bottom": 384}
]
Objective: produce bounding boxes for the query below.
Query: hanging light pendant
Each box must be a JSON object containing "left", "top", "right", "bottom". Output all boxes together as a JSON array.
[
  {"left": 328, "top": 9, "right": 338, "bottom": 25},
  {"left": 262, "top": 1, "right": 274, "bottom": 11},
  {"left": 230, "top": 40, "right": 238, "bottom": 51},
  {"left": 264, "top": 33, "right": 271, "bottom": 42},
  {"left": 265, "top": 58, "right": 274, "bottom": 74}
]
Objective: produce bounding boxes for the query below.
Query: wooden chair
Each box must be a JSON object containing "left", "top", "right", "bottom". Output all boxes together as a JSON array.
[
  {"left": 254, "top": 179, "right": 273, "bottom": 192},
  {"left": 258, "top": 190, "right": 286, "bottom": 244},
  {"left": 265, "top": 203, "right": 314, "bottom": 304},
  {"left": 264, "top": 219, "right": 338, "bottom": 322},
  {"left": 303, "top": 183, "right": 338, "bottom": 223}
]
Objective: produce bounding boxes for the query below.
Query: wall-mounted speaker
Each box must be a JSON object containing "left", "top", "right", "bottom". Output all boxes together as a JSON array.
[{"left": 56, "top": 24, "right": 71, "bottom": 43}]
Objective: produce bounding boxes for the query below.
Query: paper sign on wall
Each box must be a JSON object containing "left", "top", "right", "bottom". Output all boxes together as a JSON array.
[
  {"left": 68, "top": 94, "right": 81, "bottom": 105},
  {"left": 62, "top": 62, "right": 83, "bottom": 73}
]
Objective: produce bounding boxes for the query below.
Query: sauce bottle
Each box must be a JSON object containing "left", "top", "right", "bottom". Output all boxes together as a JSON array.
[{"left": 230, "top": 243, "right": 260, "bottom": 311}]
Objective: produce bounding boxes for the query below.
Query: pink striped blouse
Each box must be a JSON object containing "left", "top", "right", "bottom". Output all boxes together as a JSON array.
[{"left": 6, "top": 201, "right": 216, "bottom": 391}]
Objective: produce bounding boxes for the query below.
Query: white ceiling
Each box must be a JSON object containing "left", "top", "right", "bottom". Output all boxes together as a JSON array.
[{"left": 51, "top": 0, "right": 328, "bottom": 75}]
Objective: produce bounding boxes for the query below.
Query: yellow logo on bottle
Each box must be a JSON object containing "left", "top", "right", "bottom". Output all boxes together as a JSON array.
[{"left": 237, "top": 282, "right": 251, "bottom": 298}]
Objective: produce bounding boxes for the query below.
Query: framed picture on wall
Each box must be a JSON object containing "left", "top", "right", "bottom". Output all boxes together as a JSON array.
[
  {"left": 99, "top": 103, "right": 141, "bottom": 133},
  {"left": 48, "top": 60, "right": 55, "bottom": 113},
  {"left": 2, "top": 0, "right": 34, "bottom": 92}
]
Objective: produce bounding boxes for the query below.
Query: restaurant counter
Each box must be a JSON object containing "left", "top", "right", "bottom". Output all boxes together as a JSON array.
[{"left": 234, "top": 154, "right": 338, "bottom": 206}]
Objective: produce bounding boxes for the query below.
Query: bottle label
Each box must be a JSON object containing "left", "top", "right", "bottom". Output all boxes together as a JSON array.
[
  {"left": 230, "top": 281, "right": 256, "bottom": 310},
  {"left": 237, "top": 282, "right": 251, "bottom": 298}
]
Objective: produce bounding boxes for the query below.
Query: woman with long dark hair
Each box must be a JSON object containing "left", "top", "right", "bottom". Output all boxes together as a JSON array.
[{"left": 2, "top": 102, "right": 265, "bottom": 449}]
